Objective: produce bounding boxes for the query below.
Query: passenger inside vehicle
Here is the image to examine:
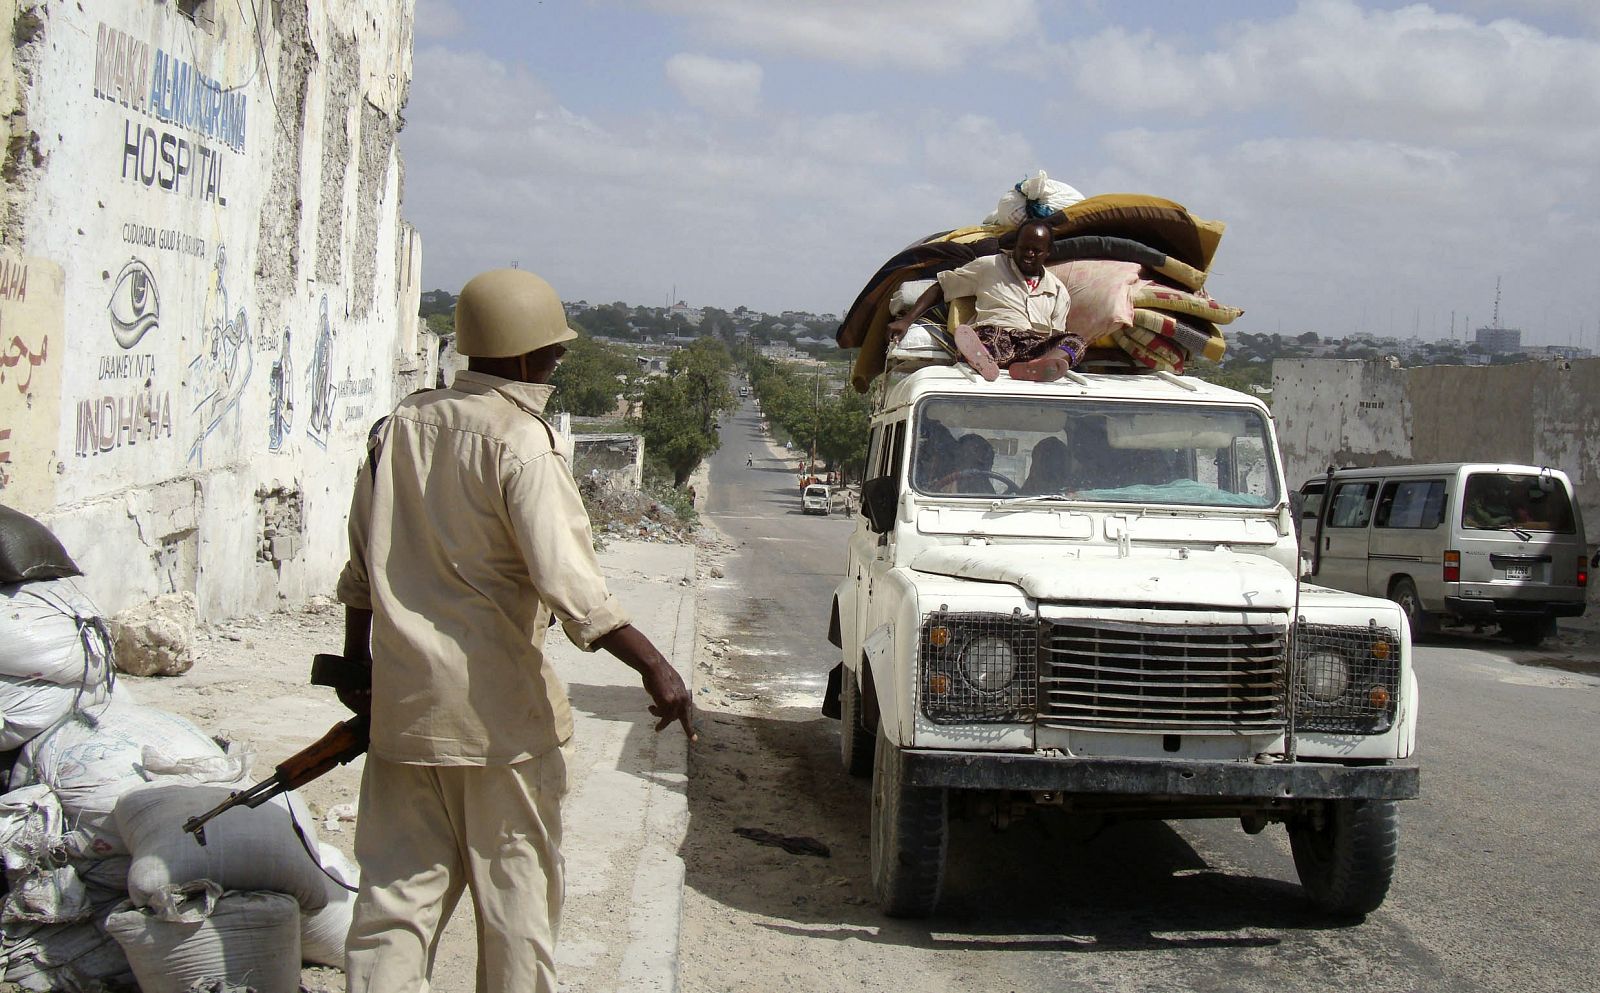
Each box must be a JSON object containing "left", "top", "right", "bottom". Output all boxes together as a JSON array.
[{"left": 1021, "top": 437, "right": 1070, "bottom": 494}]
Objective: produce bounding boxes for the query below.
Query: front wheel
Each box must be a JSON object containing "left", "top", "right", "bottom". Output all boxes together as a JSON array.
[
  {"left": 870, "top": 726, "right": 947, "bottom": 917},
  {"left": 1288, "top": 799, "right": 1399, "bottom": 918},
  {"left": 838, "top": 666, "right": 873, "bottom": 778}
]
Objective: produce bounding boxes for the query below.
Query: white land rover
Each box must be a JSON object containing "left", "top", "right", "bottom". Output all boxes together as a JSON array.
[{"left": 824, "top": 355, "right": 1420, "bottom": 919}]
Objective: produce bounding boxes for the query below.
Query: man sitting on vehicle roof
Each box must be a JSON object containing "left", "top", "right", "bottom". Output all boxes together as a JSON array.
[{"left": 886, "top": 221, "right": 1081, "bottom": 383}]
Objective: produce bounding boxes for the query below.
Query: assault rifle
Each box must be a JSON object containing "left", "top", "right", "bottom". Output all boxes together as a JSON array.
[{"left": 182, "top": 653, "right": 370, "bottom": 846}]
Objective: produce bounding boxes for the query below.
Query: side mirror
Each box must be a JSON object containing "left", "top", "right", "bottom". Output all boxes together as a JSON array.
[{"left": 861, "top": 476, "right": 898, "bottom": 534}]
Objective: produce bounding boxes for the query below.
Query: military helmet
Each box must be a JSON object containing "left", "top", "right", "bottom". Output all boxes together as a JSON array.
[{"left": 453, "top": 269, "right": 577, "bottom": 357}]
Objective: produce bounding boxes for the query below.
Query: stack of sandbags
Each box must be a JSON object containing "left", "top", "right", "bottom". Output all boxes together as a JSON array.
[{"left": 0, "top": 507, "right": 115, "bottom": 751}]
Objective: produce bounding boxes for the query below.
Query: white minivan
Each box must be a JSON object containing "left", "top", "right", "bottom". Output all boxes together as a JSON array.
[{"left": 1298, "top": 463, "right": 1588, "bottom": 645}]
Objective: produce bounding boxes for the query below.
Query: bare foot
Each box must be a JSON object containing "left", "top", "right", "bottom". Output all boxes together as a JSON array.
[
  {"left": 953, "top": 325, "right": 999, "bottom": 381},
  {"left": 1007, "top": 354, "right": 1070, "bottom": 382}
]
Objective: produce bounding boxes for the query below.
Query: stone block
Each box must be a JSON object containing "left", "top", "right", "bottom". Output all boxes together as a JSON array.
[{"left": 109, "top": 592, "right": 198, "bottom": 677}]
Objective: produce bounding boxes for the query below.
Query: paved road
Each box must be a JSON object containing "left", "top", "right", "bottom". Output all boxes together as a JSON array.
[{"left": 683, "top": 397, "right": 1600, "bottom": 993}]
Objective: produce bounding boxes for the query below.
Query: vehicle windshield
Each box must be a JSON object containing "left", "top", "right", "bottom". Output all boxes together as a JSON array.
[
  {"left": 1461, "top": 472, "right": 1575, "bottom": 533},
  {"left": 910, "top": 396, "right": 1279, "bottom": 508},
  {"left": 804, "top": 486, "right": 828, "bottom": 498}
]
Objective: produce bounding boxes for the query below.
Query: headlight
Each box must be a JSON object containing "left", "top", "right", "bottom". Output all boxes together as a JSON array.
[
  {"left": 1302, "top": 650, "right": 1350, "bottom": 703},
  {"left": 959, "top": 636, "right": 1017, "bottom": 693}
]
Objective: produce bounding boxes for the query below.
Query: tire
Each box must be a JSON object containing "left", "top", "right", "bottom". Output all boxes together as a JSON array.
[
  {"left": 1390, "top": 578, "right": 1436, "bottom": 641},
  {"left": 870, "top": 725, "right": 947, "bottom": 917},
  {"left": 1288, "top": 799, "right": 1399, "bottom": 918},
  {"left": 1503, "top": 617, "right": 1553, "bottom": 647},
  {"left": 838, "top": 666, "right": 874, "bottom": 778}
]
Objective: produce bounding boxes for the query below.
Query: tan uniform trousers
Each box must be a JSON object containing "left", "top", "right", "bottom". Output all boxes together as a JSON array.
[{"left": 345, "top": 749, "right": 568, "bottom": 993}]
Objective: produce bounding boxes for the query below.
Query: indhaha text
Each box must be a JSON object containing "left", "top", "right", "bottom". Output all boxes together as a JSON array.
[{"left": 75, "top": 389, "right": 173, "bottom": 457}]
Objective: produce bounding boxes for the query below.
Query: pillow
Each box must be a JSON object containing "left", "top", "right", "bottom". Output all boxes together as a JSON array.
[
  {"left": 1129, "top": 283, "right": 1243, "bottom": 324},
  {"left": 1047, "top": 259, "right": 1140, "bottom": 343}
]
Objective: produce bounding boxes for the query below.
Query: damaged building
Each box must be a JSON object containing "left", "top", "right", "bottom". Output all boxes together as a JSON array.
[{"left": 1, "top": 0, "right": 425, "bottom": 620}]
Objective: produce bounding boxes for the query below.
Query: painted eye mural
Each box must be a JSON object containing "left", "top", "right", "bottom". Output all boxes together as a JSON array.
[{"left": 108, "top": 258, "right": 161, "bottom": 349}]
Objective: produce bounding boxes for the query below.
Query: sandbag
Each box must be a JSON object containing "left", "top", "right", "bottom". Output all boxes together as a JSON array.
[
  {"left": 302, "top": 842, "right": 358, "bottom": 967},
  {"left": 0, "top": 784, "right": 92, "bottom": 925},
  {"left": 13, "top": 698, "right": 239, "bottom": 856},
  {"left": 0, "top": 578, "right": 114, "bottom": 686},
  {"left": 2, "top": 897, "right": 135, "bottom": 992},
  {"left": 115, "top": 783, "right": 329, "bottom": 911},
  {"left": 0, "top": 679, "right": 112, "bottom": 753},
  {"left": 0, "top": 505, "right": 81, "bottom": 584},
  {"left": 105, "top": 887, "right": 301, "bottom": 993}
]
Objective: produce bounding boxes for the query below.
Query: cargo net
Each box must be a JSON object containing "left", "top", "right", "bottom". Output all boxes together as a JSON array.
[
  {"left": 918, "top": 610, "right": 1038, "bottom": 723},
  {"left": 1291, "top": 623, "right": 1401, "bottom": 735}
]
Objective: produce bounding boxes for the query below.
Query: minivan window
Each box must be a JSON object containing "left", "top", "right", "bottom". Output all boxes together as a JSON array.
[
  {"left": 1327, "top": 482, "right": 1377, "bottom": 528},
  {"left": 1375, "top": 479, "right": 1446, "bottom": 529},
  {"left": 1462, "top": 472, "right": 1576, "bottom": 533},
  {"left": 1300, "top": 483, "right": 1326, "bottom": 521}
]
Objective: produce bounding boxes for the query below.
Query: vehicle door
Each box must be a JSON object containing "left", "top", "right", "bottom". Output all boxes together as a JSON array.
[
  {"left": 1366, "top": 477, "right": 1448, "bottom": 607},
  {"left": 1457, "top": 471, "right": 1585, "bottom": 602},
  {"left": 1297, "top": 481, "right": 1327, "bottom": 563},
  {"left": 841, "top": 425, "right": 883, "bottom": 657},
  {"left": 1316, "top": 480, "right": 1378, "bottom": 593},
  {"left": 859, "top": 420, "right": 907, "bottom": 654}
]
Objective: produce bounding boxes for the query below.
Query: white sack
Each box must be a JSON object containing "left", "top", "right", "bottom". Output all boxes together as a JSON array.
[
  {"left": 890, "top": 279, "right": 935, "bottom": 317},
  {"left": 0, "top": 578, "right": 115, "bottom": 685},
  {"left": 2, "top": 899, "right": 136, "bottom": 992},
  {"left": 14, "top": 698, "right": 239, "bottom": 856},
  {"left": 115, "top": 782, "right": 329, "bottom": 912},
  {"left": 0, "top": 678, "right": 112, "bottom": 752},
  {"left": 0, "top": 784, "right": 92, "bottom": 925},
  {"left": 105, "top": 889, "right": 301, "bottom": 993},
  {"left": 983, "top": 169, "right": 1084, "bottom": 227},
  {"left": 301, "top": 842, "right": 358, "bottom": 967}
]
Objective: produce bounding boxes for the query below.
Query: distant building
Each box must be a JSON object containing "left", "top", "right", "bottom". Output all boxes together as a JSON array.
[{"left": 1474, "top": 326, "right": 1522, "bottom": 354}]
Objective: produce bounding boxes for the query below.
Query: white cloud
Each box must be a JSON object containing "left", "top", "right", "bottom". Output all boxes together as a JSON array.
[
  {"left": 414, "top": 0, "right": 467, "bottom": 40},
  {"left": 664, "top": 54, "right": 763, "bottom": 117},
  {"left": 1065, "top": 1, "right": 1600, "bottom": 160},
  {"left": 636, "top": 0, "right": 1042, "bottom": 69},
  {"left": 922, "top": 114, "right": 1039, "bottom": 194}
]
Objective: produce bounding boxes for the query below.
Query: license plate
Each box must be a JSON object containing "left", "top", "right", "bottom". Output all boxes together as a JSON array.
[{"left": 1504, "top": 564, "right": 1533, "bottom": 581}]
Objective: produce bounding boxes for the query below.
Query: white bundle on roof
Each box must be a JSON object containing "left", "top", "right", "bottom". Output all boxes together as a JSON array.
[{"left": 983, "top": 170, "right": 1085, "bottom": 227}]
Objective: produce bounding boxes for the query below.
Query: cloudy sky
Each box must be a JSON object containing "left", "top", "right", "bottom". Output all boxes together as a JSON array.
[{"left": 401, "top": 0, "right": 1600, "bottom": 346}]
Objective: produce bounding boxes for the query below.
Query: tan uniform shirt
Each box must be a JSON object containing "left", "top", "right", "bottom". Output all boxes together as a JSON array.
[
  {"left": 937, "top": 254, "right": 1070, "bottom": 334},
  {"left": 337, "top": 371, "right": 629, "bottom": 766}
]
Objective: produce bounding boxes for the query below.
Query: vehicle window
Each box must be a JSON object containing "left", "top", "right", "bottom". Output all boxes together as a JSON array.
[
  {"left": 909, "top": 396, "right": 1279, "bottom": 507},
  {"left": 1300, "top": 483, "right": 1326, "bottom": 520},
  {"left": 1375, "top": 480, "right": 1446, "bottom": 529},
  {"left": 886, "top": 421, "right": 906, "bottom": 491},
  {"left": 1462, "top": 472, "right": 1575, "bottom": 533},
  {"left": 1327, "top": 482, "right": 1377, "bottom": 528}
]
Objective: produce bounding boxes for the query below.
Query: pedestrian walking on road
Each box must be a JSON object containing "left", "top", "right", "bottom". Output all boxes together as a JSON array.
[{"left": 335, "top": 268, "right": 694, "bottom": 993}]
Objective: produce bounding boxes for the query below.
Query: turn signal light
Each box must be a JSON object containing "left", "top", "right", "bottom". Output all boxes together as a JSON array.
[
  {"left": 1579, "top": 556, "right": 1588, "bottom": 588},
  {"left": 1443, "top": 550, "right": 1461, "bottom": 583},
  {"left": 1367, "top": 685, "right": 1391, "bottom": 710},
  {"left": 928, "top": 673, "right": 951, "bottom": 696},
  {"left": 1371, "top": 640, "right": 1390, "bottom": 661},
  {"left": 929, "top": 626, "right": 950, "bottom": 648}
]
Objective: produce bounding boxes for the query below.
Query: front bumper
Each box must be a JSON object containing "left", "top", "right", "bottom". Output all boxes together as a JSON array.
[
  {"left": 1445, "top": 595, "right": 1586, "bottom": 620},
  {"left": 901, "top": 750, "right": 1419, "bottom": 801}
]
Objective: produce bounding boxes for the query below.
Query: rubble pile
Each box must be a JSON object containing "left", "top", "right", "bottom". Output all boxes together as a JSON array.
[
  {"left": 578, "top": 477, "right": 698, "bottom": 546},
  {"left": 0, "top": 506, "right": 348, "bottom": 992}
]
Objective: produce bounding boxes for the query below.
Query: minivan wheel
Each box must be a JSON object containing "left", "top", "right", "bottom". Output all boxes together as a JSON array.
[
  {"left": 1390, "top": 578, "right": 1435, "bottom": 641},
  {"left": 1288, "top": 799, "right": 1399, "bottom": 918},
  {"left": 838, "top": 666, "right": 874, "bottom": 778},
  {"left": 870, "top": 726, "right": 947, "bottom": 917}
]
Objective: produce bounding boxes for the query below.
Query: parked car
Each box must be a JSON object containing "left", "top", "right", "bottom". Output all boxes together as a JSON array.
[
  {"left": 1298, "top": 463, "right": 1587, "bottom": 645},
  {"left": 802, "top": 484, "right": 832, "bottom": 515}
]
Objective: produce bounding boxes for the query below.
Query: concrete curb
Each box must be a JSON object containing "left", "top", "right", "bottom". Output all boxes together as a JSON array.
[{"left": 547, "top": 541, "right": 695, "bottom": 993}]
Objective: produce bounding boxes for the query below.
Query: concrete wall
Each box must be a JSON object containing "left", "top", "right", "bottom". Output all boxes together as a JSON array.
[
  {"left": 1274, "top": 356, "right": 1600, "bottom": 534},
  {"left": 572, "top": 434, "right": 645, "bottom": 493},
  {"left": 0, "top": 0, "right": 422, "bottom": 620}
]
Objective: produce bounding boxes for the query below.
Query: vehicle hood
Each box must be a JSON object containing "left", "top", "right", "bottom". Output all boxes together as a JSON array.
[{"left": 910, "top": 545, "right": 1296, "bottom": 609}]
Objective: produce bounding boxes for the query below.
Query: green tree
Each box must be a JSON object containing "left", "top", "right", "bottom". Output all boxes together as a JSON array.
[
  {"left": 635, "top": 339, "right": 737, "bottom": 485},
  {"left": 549, "top": 337, "right": 634, "bottom": 416}
]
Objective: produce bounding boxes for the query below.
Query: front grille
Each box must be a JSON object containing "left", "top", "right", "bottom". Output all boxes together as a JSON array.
[
  {"left": 919, "top": 611, "right": 1038, "bottom": 723},
  {"left": 1039, "top": 620, "right": 1287, "bottom": 732},
  {"left": 1292, "top": 623, "right": 1400, "bottom": 734}
]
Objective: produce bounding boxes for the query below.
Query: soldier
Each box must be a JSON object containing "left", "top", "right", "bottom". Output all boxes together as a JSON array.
[{"left": 336, "top": 268, "right": 693, "bottom": 992}]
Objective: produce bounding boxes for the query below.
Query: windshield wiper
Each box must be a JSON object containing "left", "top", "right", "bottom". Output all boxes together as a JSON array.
[{"left": 1511, "top": 527, "right": 1533, "bottom": 542}]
